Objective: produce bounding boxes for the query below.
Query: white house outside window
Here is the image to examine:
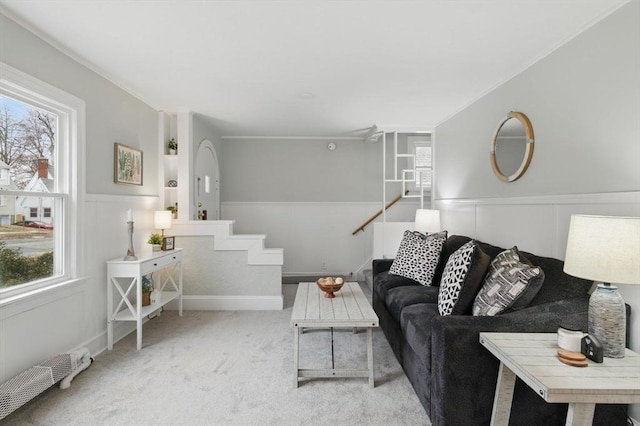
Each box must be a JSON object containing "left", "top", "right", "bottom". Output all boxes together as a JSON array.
[{"left": 0, "top": 63, "right": 84, "bottom": 298}]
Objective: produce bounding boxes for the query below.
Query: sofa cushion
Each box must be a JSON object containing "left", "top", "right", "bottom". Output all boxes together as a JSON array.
[
  {"left": 472, "top": 247, "right": 545, "bottom": 316},
  {"left": 438, "top": 240, "right": 491, "bottom": 316},
  {"left": 431, "top": 235, "right": 473, "bottom": 287},
  {"left": 373, "top": 271, "right": 422, "bottom": 302},
  {"left": 389, "top": 231, "right": 447, "bottom": 286},
  {"left": 518, "top": 251, "right": 591, "bottom": 306},
  {"left": 386, "top": 285, "right": 440, "bottom": 321},
  {"left": 400, "top": 303, "right": 439, "bottom": 372}
]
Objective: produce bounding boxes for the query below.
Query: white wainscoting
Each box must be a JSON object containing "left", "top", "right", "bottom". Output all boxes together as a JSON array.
[
  {"left": 433, "top": 191, "right": 640, "bottom": 351},
  {"left": 222, "top": 200, "right": 421, "bottom": 278},
  {"left": 373, "top": 222, "right": 415, "bottom": 260}
]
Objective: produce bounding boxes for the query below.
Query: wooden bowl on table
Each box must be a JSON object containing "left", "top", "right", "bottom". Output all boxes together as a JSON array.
[{"left": 316, "top": 277, "right": 344, "bottom": 298}]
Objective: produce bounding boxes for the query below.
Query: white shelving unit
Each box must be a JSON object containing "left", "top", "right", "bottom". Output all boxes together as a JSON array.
[
  {"left": 107, "top": 249, "right": 183, "bottom": 350},
  {"left": 163, "top": 154, "right": 179, "bottom": 211}
]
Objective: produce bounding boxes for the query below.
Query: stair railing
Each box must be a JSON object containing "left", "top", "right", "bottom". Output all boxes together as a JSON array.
[{"left": 352, "top": 190, "right": 409, "bottom": 235}]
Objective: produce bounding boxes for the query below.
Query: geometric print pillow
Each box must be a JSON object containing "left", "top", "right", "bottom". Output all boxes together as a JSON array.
[
  {"left": 472, "top": 247, "right": 545, "bottom": 316},
  {"left": 507, "top": 250, "right": 545, "bottom": 311},
  {"left": 389, "top": 230, "right": 447, "bottom": 286},
  {"left": 438, "top": 240, "right": 491, "bottom": 316}
]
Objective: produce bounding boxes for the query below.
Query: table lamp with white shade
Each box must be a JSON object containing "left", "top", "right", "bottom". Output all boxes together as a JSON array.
[
  {"left": 154, "top": 210, "right": 172, "bottom": 236},
  {"left": 154, "top": 210, "right": 174, "bottom": 251},
  {"left": 415, "top": 209, "right": 441, "bottom": 234},
  {"left": 563, "top": 215, "right": 640, "bottom": 358}
]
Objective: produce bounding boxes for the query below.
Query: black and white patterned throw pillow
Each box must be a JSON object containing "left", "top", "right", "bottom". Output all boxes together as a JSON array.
[
  {"left": 472, "top": 247, "right": 545, "bottom": 316},
  {"left": 389, "top": 230, "right": 447, "bottom": 286},
  {"left": 438, "top": 240, "right": 491, "bottom": 316}
]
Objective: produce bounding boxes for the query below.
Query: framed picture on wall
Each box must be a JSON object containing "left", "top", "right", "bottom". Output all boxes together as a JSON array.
[{"left": 114, "top": 143, "right": 143, "bottom": 185}]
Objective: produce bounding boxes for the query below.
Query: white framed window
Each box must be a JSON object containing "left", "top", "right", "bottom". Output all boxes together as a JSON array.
[
  {"left": 408, "top": 135, "right": 432, "bottom": 192},
  {"left": 0, "top": 63, "right": 84, "bottom": 299}
]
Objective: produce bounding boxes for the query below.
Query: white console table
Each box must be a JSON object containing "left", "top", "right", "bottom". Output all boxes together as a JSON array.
[{"left": 107, "top": 249, "right": 183, "bottom": 350}]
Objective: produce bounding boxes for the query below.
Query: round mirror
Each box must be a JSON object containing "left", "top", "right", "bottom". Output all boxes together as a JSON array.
[{"left": 490, "top": 111, "right": 534, "bottom": 182}]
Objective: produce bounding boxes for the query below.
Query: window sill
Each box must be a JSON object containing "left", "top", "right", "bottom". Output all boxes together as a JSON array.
[{"left": 0, "top": 277, "right": 87, "bottom": 315}]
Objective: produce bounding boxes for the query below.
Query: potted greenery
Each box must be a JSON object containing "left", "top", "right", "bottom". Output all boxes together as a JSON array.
[
  {"left": 141, "top": 274, "right": 154, "bottom": 306},
  {"left": 166, "top": 205, "right": 177, "bottom": 219},
  {"left": 168, "top": 138, "right": 178, "bottom": 155},
  {"left": 148, "top": 232, "right": 163, "bottom": 251}
]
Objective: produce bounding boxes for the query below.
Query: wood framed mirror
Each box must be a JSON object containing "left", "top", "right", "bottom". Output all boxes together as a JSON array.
[{"left": 490, "top": 111, "right": 534, "bottom": 182}]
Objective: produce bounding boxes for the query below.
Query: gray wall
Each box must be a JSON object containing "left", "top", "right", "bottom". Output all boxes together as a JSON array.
[
  {"left": 434, "top": 2, "right": 640, "bottom": 419},
  {"left": 193, "top": 114, "right": 223, "bottom": 154},
  {"left": 435, "top": 0, "right": 639, "bottom": 200},
  {"left": 219, "top": 134, "right": 423, "bottom": 276},
  {"left": 0, "top": 13, "right": 159, "bottom": 382},
  {"left": 0, "top": 14, "right": 159, "bottom": 196},
  {"left": 220, "top": 138, "right": 382, "bottom": 202}
]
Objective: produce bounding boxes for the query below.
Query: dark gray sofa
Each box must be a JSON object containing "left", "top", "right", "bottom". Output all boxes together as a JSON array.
[{"left": 372, "top": 234, "right": 629, "bottom": 426}]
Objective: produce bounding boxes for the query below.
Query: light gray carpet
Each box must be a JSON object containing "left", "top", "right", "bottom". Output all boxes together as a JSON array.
[{"left": 5, "top": 284, "right": 431, "bottom": 426}]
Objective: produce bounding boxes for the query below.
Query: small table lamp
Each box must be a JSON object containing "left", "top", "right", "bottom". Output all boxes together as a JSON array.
[
  {"left": 415, "top": 209, "right": 441, "bottom": 234},
  {"left": 563, "top": 215, "right": 640, "bottom": 358},
  {"left": 154, "top": 210, "right": 172, "bottom": 237}
]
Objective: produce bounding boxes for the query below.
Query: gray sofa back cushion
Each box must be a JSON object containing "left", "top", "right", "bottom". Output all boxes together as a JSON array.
[{"left": 435, "top": 237, "right": 591, "bottom": 310}]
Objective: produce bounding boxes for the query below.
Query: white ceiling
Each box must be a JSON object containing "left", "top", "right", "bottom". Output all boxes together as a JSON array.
[{"left": 0, "top": 0, "right": 629, "bottom": 137}]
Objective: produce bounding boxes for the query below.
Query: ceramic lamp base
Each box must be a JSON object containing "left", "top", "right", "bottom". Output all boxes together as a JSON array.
[{"left": 589, "top": 282, "right": 626, "bottom": 358}]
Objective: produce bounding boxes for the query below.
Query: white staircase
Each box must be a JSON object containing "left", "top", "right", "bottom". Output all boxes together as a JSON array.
[
  {"left": 168, "top": 220, "right": 284, "bottom": 310},
  {"left": 171, "top": 220, "right": 283, "bottom": 266}
]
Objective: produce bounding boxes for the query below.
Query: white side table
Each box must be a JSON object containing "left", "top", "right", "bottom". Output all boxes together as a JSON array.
[
  {"left": 480, "top": 332, "right": 640, "bottom": 426},
  {"left": 107, "top": 249, "right": 183, "bottom": 350}
]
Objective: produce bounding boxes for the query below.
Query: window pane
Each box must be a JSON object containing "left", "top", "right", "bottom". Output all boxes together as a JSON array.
[
  {"left": 0, "top": 96, "right": 57, "bottom": 191},
  {"left": 416, "top": 168, "right": 432, "bottom": 187},
  {"left": 0, "top": 195, "right": 56, "bottom": 288},
  {"left": 414, "top": 146, "right": 432, "bottom": 188},
  {"left": 0, "top": 93, "right": 60, "bottom": 292},
  {"left": 415, "top": 146, "right": 432, "bottom": 168}
]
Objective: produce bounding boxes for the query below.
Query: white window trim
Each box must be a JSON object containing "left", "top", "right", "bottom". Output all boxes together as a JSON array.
[
  {"left": 408, "top": 136, "right": 432, "bottom": 193},
  {"left": 0, "top": 62, "right": 85, "bottom": 304}
]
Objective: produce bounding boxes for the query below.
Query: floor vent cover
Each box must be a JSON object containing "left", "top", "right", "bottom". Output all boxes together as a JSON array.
[{"left": 0, "top": 348, "right": 91, "bottom": 420}]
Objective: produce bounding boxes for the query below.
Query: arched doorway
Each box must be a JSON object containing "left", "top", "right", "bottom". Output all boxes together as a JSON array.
[{"left": 195, "top": 139, "right": 220, "bottom": 220}]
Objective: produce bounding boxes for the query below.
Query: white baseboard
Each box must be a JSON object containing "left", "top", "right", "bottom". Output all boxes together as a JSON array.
[{"left": 165, "top": 295, "right": 283, "bottom": 311}]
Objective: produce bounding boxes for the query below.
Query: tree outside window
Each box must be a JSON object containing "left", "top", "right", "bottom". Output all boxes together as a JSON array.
[{"left": 0, "top": 94, "right": 57, "bottom": 289}]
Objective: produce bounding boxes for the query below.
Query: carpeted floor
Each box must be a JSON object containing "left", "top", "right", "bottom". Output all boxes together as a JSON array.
[{"left": 4, "top": 283, "right": 431, "bottom": 426}]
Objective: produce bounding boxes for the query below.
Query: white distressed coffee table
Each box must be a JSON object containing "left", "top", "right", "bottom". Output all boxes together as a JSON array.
[
  {"left": 291, "top": 281, "right": 379, "bottom": 388},
  {"left": 480, "top": 332, "right": 640, "bottom": 426}
]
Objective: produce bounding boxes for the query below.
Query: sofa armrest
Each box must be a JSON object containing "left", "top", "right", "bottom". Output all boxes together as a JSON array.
[
  {"left": 372, "top": 259, "right": 394, "bottom": 277},
  {"left": 429, "top": 298, "right": 590, "bottom": 426}
]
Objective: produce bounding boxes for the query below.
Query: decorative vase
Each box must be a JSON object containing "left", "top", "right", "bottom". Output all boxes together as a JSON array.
[
  {"left": 589, "top": 283, "right": 626, "bottom": 358},
  {"left": 169, "top": 149, "right": 177, "bottom": 155},
  {"left": 142, "top": 292, "right": 151, "bottom": 307},
  {"left": 151, "top": 244, "right": 161, "bottom": 252}
]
